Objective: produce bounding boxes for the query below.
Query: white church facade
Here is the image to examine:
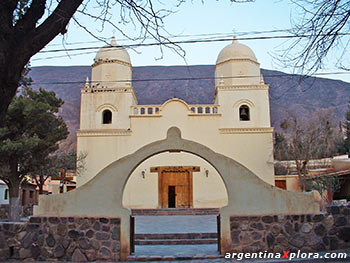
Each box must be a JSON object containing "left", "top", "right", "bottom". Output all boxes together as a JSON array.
[{"left": 77, "top": 37, "right": 274, "bottom": 209}]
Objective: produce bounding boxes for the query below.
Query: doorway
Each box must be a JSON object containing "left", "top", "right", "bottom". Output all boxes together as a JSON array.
[{"left": 151, "top": 166, "right": 200, "bottom": 208}]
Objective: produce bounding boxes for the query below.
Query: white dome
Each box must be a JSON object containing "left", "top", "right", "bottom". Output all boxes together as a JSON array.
[
  {"left": 216, "top": 39, "right": 257, "bottom": 65},
  {"left": 94, "top": 37, "right": 131, "bottom": 64}
]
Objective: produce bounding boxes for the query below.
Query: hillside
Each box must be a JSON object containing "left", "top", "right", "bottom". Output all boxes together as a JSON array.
[{"left": 29, "top": 65, "right": 350, "bottom": 147}]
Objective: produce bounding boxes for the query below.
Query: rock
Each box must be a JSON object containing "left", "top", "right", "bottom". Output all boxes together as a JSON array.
[
  {"left": 271, "top": 224, "right": 281, "bottom": 235},
  {"left": 68, "top": 230, "right": 81, "bottom": 240},
  {"left": 112, "top": 227, "right": 120, "bottom": 240},
  {"left": 250, "top": 222, "right": 264, "bottom": 230},
  {"left": 102, "top": 225, "right": 110, "bottom": 232},
  {"left": 86, "top": 230, "right": 94, "bottom": 238},
  {"left": 289, "top": 234, "right": 305, "bottom": 248},
  {"left": 72, "top": 248, "right": 87, "bottom": 262},
  {"left": 93, "top": 222, "right": 101, "bottom": 231},
  {"left": 16, "top": 231, "right": 27, "bottom": 241},
  {"left": 314, "top": 224, "right": 326, "bottom": 236},
  {"left": 30, "top": 244, "right": 40, "bottom": 260},
  {"left": 284, "top": 222, "right": 294, "bottom": 235},
  {"left": 251, "top": 231, "right": 262, "bottom": 240},
  {"left": 323, "top": 215, "right": 334, "bottom": 228},
  {"left": 78, "top": 238, "right": 90, "bottom": 249},
  {"left": 110, "top": 218, "right": 120, "bottom": 225},
  {"left": 41, "top": 247, "right": 53, "bottom": 258},
  {"left": 96, "top": 232, "right": 110, "bottom": 240},
  {"left": 335, "top": 216, "right": 347, "bottom": 226},
  {"left": 98, "top": 247, "right": 112, "bottom": 260},
  {"left": 267, "top": 233, "right": 275, "bottom": 247},
  {"left": 46, "top": 233, "right": 56, "bottom": 247},
  {"left": 54, "top": 245, "right": 65, "bottom": 258},
  {"left": 329, "top": 237, "right": 338, "bottom": 250},
  {"left": 85, "top": 249, "right": 97, "bottom": 261},
  {"left": 231, "top": 231, "right": 240, "bottom": 245},
  {"left": 231, "top": 221, "right": 239, "bottom": 229},
  {"left": 29, "top": 217, "right": 41, "bottom": 224},
  {"left": 338, "top": 227, "right": 350, "bottom": 242},
  {"left": 57, "top": 224, "right": 67, "bottom": 236},
  {"left": 262, "top": 216, "right": 273, "bottom": 224},
  {"left": 301, "top": 223, "right": 313, "bottom": 233},
  {"left": 48, "top": 217, "right": 60, "bottom": 224},
  {"left": 99, "top": 218, "right": 109, "bottom": 224},
  {"left": 239, "top": 232, "right": 252, "bottom": 244},
  {"left": 312, "top": 214, "right": 324, "bottom": 222},
  {"left": 19, "top": 248, "right": 31, "bottom": 259},
  {"left": 67, "top": 242, "right": 77, "bottom": 255},
  {"left": 61, "top": 238, "right": 71, "bottom": 249},
  {"left": 37, "top": 233, "right": 45, "bottom": 247},
  {"left": 328, "top": 205, "right": 340, "bottom": 215},
  {"left": 90, "top": 239, "right": 100, "bottom": 250}
]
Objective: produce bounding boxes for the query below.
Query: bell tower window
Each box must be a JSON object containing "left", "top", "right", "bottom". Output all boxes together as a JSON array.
[
  {"left": 239, "top": 105, "right": 250, "bottom": 121},
  {"left": 102, "top": 110, "right": 112, "bottom": 124}
]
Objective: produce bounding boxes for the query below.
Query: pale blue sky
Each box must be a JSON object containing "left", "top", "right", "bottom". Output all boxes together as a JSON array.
[{"left": 31, "top": 1, "right": 350, "bottom": 83}]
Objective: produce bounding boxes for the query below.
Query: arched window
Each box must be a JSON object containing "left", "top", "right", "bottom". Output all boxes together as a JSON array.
[
  {"left": 239, "top": 105, "right": 250, "bottom": 121},
  {"left": 102, "top": 109, "right": 112, "bottom": 124}
]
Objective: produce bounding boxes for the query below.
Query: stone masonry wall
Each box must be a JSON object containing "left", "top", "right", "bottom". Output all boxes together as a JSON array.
[
  {"left": 230, "top": 205, "right": 350, "bottom": 253},
  {"left": 0, "top": 216, "right": 121, "bottom": 261}
]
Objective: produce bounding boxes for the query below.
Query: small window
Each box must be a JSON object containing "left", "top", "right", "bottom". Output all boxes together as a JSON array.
[
  {"left": 198, "top": 107, "right": 203, "bottom": 114},
  {"left": 205, "top": 107, "right": 210, "bottom": 114},
  {"left": 140, "top": 108, "right": 145, "bottom": 115},
  {"left": 102, "top": 110, "right": 112, "bottom": 124},
  {"left": 148, "top": 108, "right": 153, "bottom": 114},
  {"left": 239, "top": 105, "right": 250, "bottom": 121},
  {"left": 213, "top": 107, "right": 218, "bottom": 114},
  {"left": 190, "top": 107, "right": 195, "bottom": 113},
  {"left": 4, "top": 189, "right": 8, "bottom": 200}
]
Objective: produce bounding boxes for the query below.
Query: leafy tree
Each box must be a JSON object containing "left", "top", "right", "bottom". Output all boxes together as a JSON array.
[
  {"left": 0, "top": 0, "right": 253, "bottom": 123},
  {"left": 0, "top": 87, "right": 68, "bottom": 221}
]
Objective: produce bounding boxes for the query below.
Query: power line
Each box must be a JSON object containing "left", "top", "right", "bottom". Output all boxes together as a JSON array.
[
  {"left": 29, "top": 71, "right": 350, "bottom": 86},
  {"left": 37, "top": 32, "right": 350, "bottom": 54}
]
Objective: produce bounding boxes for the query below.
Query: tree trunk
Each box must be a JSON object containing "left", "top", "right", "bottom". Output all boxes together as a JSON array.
[{"left": 8, "top": 182, "right": 21, "bottom": 222}]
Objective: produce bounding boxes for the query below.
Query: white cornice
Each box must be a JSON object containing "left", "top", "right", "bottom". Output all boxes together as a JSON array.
[
  {"left": 219, "top": 128, "right": 273, "bottom": 134},
  {"left": 77, "top": 129, "right": 131, "bottom": 137},
  {"left": 92, "top": 59, "right": 132, "bottom": 68}
]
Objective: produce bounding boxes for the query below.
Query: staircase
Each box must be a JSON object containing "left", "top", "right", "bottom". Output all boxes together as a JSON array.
[
  {"left": 135, "top": 232, "right": 217, "bottom": 245},
  {"left": 131, "top": 208, "right": 219, "bottom": 216}
]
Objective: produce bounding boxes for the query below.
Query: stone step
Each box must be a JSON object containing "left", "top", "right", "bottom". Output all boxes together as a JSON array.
[
  {"left": 136, "top": 238, "right": 217, "bottom": 245},
  {"left": 135, "top": 232, "right": 217, "bottom": 240},
  {"left": 131, "top": 208, "right": 219, "bottom": 216},
  {"left": 126, "top": 254, "right": 224, "bottom": 261}
]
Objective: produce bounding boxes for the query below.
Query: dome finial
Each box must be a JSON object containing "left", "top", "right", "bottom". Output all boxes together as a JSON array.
[
  {"left": 111, "top": 36, "right": 116, "bottom": 46},
  {"left": 232, "top": 35, "right": 238, "bottom": 44}
]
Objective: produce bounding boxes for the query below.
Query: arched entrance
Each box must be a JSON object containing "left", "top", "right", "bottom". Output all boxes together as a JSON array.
[{"left": 34, "top": 127, "right": 320, "bottom": 260}]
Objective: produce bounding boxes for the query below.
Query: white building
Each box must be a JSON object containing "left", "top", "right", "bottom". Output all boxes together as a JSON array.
[
  {"left": 77, "top": 37, "right": 274, "bottom": 209},
  {"left": 0, "top": 180, "right": 9, "bottom": 205}
]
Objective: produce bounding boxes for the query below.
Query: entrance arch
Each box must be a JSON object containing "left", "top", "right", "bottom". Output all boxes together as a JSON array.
[{"left": 34, "top": 127, "right": 320, "bottom": 260}]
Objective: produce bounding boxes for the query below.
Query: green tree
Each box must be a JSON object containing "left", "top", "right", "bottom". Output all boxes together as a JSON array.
[{"left": 0, "top": 87, "right": 68, "bottom": 221}]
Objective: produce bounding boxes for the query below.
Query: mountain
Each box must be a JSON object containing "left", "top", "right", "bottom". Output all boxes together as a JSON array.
[{"left": 28, "top": 65, "right": 350, "bottom": 147}]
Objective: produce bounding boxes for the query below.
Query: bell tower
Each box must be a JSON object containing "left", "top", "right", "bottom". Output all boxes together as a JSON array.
[{"left": 79, "top": 37, "right": 137, "bottom": 131}]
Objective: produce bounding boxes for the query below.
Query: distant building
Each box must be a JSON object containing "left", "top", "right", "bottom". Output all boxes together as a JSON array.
[
  {"left": 0, "top": 180, "right": 38, "bottom": 206},
  {"left": 77, "top": 37, "right": 275, "bottom": 209}
]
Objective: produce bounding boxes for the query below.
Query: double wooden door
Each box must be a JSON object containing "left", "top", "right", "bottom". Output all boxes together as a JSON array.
[{"left": 151, "top": 166, "right": 199, "bottom": 208}]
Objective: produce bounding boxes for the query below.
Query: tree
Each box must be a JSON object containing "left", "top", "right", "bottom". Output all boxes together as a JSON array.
[
  {"left": 343, "top": 102, "right": 350, "bottom": 153},
  {"left": 282, "top": 0, "right": 350, "bottom": 74},
  {"left": 0, "top": 87, "right": 68, "bottom": 221},
  {"left": 280, "top": 109, "right": 338, "bottom": 190},
  {"left": 0, "top": 0, "right": 253, "bottom": 123},
  {"left": 30, "top": 149, "right": 87, "bottom": 194}
]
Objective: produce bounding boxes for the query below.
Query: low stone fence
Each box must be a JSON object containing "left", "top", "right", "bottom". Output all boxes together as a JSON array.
[
  {"left": 0, "top": 216, "right": 121, "bottom": 261},
  {"left": 230, "top": 205, "right": 350, "bottom": 253},
  {"left": 0, "top": 205, "right": 33, "bottom": 220}
]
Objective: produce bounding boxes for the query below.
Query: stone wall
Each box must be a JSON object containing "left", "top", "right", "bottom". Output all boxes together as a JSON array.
[
  {"left": 0, "top": 205, "right": 33, "bottom": 220},
  {"left": 0, "top": 216, "right": 121, "bottom": 261},
  {"left": 230, "top": 205, "right": 350, "bottom": 253}
]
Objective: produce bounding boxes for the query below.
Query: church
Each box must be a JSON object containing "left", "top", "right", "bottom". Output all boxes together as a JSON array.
[{"left": 77, "top": 37, "right": 274, "bottom": 209}]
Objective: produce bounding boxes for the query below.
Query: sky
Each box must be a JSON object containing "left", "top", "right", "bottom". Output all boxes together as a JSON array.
[{"left": 31, "top": 0, "right": 350, "bottom": 83}]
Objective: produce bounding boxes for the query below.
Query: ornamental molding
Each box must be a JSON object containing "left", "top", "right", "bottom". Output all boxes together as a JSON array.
[
  {"left": 92, "top": 59, "right": 132, "bottom": 68},
  {"left": 219, "top": 128, "right": 273, "bottom": 134},
  {"left": 77, "top": 129, "right": 131, "bottom": 137},
  {"left": 216, "top": 85, "right": 269, "bottom": 91},
  {"left": 216, "top": 58, "right": 260, "bottom": 67},
  {"left": 82, "top": 87, "right": 134, "bottom": 93}
]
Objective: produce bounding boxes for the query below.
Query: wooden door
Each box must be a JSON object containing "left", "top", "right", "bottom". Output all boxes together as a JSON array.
[{"left": 159, "top": 170, "right": 192, "bottom": 208}]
